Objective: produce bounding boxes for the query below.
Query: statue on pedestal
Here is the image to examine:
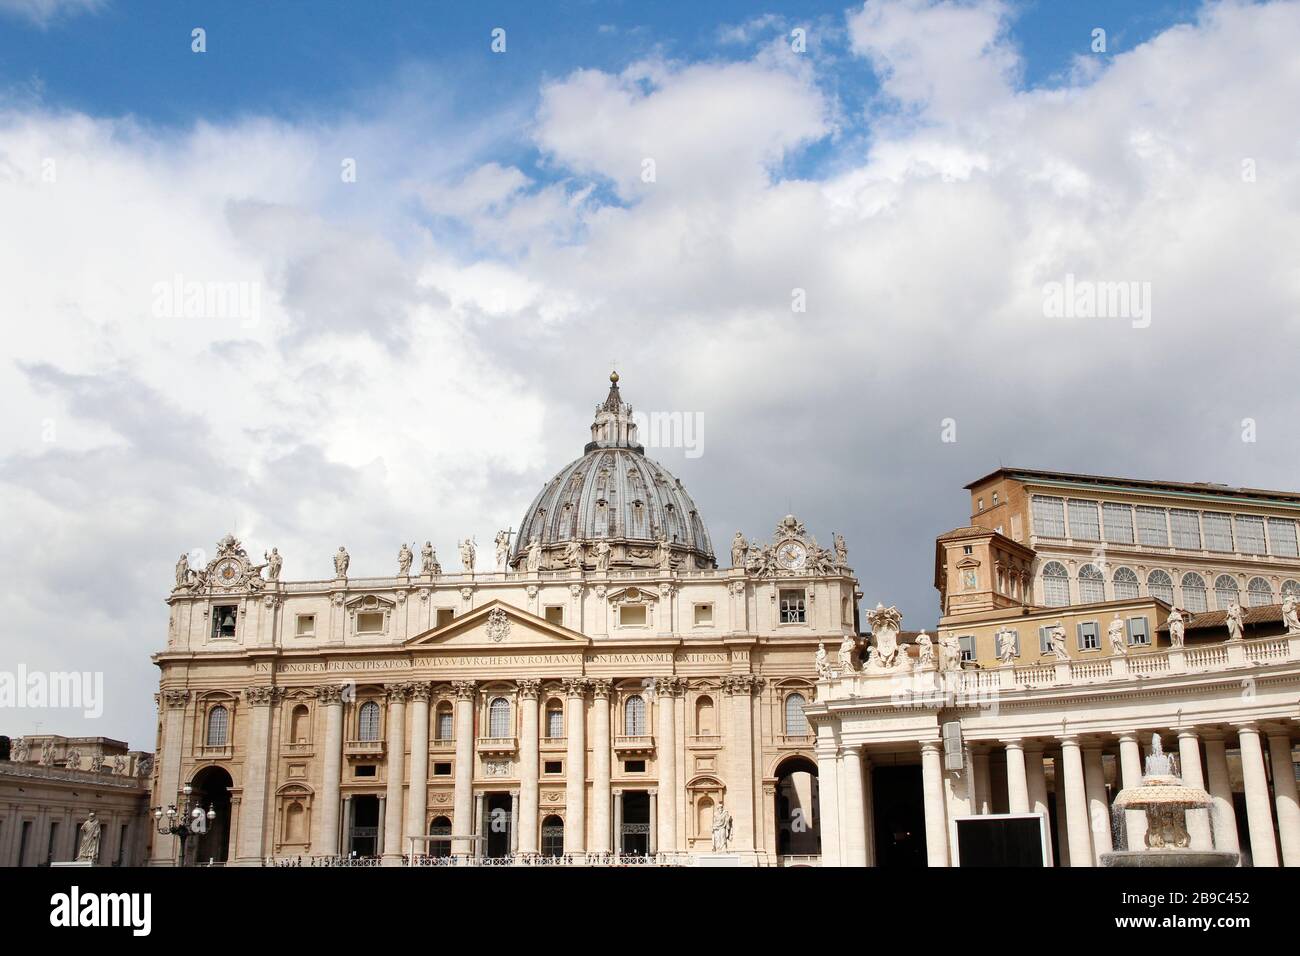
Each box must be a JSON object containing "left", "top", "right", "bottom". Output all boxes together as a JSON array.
[
  {"left": 731, "top": 532, "right": 748, "bottom": 568},
  {"left": 865, "top": 603, "right": 909, "bottom": 671},
  {"left": 815, "top": 642, "right": 831, "bottom": 679},
  {"left": 563, "top": 539, "right": 585, "bottom": 569},
  {"left": 495, "top": 530, "right": 512, "bottom": 572},
  {"left": 459, "top": 538, "right": 476, "bottom": 573},
  {"left": 1108, "top": 615, "right": 1128, "bottom": 656},
  {"left": 836, "top": 634, "right": 857, "bottom": 674},
  {"left": 526, "top": 536, "right": 543, "bottom": 573},
  {"left": 1283, "top": 593, "right": 1300, "bottom": 635},
  {"left": 174, "top": 553, "right": 190, "bottom": 589},
  {"left": 1225, "top": 601, "right": 1244, "bottom": 642},
  {"left": 594, "top": 540, "right": 612, "bottom": 572},
  {"left": 397, "top": 543, "right": 413, "bottom": 577},
  {"left": 264, "top": 548, "right": 282, "bottom": 582},
  {"left": 77, "top": 812, "right": 102, "bottom": 863},
  {"left": 711, "top": 802, "right": 733, "bottom": 852},
  {"left": 333, "top": 546, "right": 350, "bottom": 578},
  {"left": 833, "top": 532, "right": 848, "bottom": 567},
  {"left": 915, "top": 631, "right": 935, "bottom": 666},
  {"left": 421, "top": 541, "right": 439, "bottom": 576},
  {"left": 1050, "top": 621, "right": 1069, "bottom": 661},
  {"left": 997, "top": 627, "right": 1017, "bottom": 663},
  {"left": 939, "top": 633, "right": 962, "bottom": 671},
  {"left": 1168, "top": 607, "right": 1186, "bottom": 647}
]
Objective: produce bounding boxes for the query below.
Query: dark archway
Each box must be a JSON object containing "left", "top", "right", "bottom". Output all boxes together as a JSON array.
[
  {"left": 541, "top": 814, "right": 564, "bottom": 857},
  {"left": 485, "top": 793, "right": 513, "bottom": 858},
  {"left": 620, "top": 791, "right": 650, "bottom": 856},
  {"left": 429, "top": 816, "right": 452, "bottom": 858},
  {"left": 189, "top": 765, "right": 233, "bottom": 864},
  {"left": 774, "top": 755, "right": 820, "bottom": 857}
]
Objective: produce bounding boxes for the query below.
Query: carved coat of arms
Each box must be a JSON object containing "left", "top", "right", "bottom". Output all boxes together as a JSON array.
[{"left": 486, "top": 607, "right": 510, "bottom": 643}]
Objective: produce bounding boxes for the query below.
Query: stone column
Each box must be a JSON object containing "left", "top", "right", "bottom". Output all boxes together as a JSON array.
[
  {"left": 451, "top": 681, "right": 476, "bottom": 855},
  {"left": 1117, "top": 733, "right": 1147, "bottom": 850},
  {"left": 1082, "top": 744, "right": 1112, "bottom": 862},
  {"left": 510, "top": 790, "right": 520, "bottom": 856},
  {"left": 648, "top": 789, "right": 658, "bottom": 855},
  {"left": 518, "top": 679, "right": 541, "bottom": 855},
  {"left": 723, "top": 675, "right": 761, "bottom": 852},
  {"left": 971, "top": 747, "right": 992, "bottom": 814},
  {"left": 655, "top": 676, "right": 682, "bottom": 853},
  {"left": 235, "top": 685, "right": 280, "bottom": 865},
  {"left": 154, "top": 689, "right": 190, "bottom": 864},
  {"left": 340, "top": 795, "right": 353, "bottom": 857},
  {"left": 1202, "top": 732, "right": 1240, "bottom": 855},
  {"left": 1004, "top": 739, "right": 1030, "bottom": 814},
  {"left": 381, "top": 683, "right": 409, "bottom": 864},
  {"left": 1177, "top": 729, "right": 1213, "bottom": 850},
  {"left": 613, "top": 788, "right": 623, "bottom": 856},
  {"left": 861, "top": 754, "right": 876, "bottom": 867},
  {"left": 1052, "top": 753, "right": 1071, "bottom": 867},
  {"left": 314, "top": 685, "right": 345, "bottom": 857},
  {"left": 1058, "top": 737, "right": 1093, "bottom": 867},
  {"left": 474, "top": 791, "right": 485, "bottom": 858},
  {"left": 920, "top": 741, "right": 950, "bottom": 867},
  {"left": 563, "top": 678, "right": 588, "bottom": 854},
  {"left": 406, "top": 683, "right": 431, "bottom": 851},
  {"left": 589, "top": 679, "right": 612, "bottom": 854},
  {"left": 1267, "top": 731, "right": 1300, "bottom": 867},
  {"left": 1025, "top": 745, "right": 1052, "bottom": 865},
  {"left": 815, "top": 740, "right": 841, "bottom": 866},
  {"left": 1237, "top": 724, "right": 1278, "bottom": 867},
  {"left": 840, "top": 745, "right": 868, "bottom": 867}
]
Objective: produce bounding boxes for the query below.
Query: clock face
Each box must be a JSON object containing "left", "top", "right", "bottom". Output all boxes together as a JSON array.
[
  {"left": 214, "top": 558, "right": 241, "bottom": 586},
  {"left": 776, "top": 540, "right": 807, "bottom": 570}
]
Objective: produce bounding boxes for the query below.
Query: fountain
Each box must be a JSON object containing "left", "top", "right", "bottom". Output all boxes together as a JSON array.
[{"left": 1101, "top": 735, "right": 1238, "bottom": 867}]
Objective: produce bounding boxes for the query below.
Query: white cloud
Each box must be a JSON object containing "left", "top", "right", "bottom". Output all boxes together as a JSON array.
[{"left": 0, "top": 0, "right": 102, "bottom": 27}]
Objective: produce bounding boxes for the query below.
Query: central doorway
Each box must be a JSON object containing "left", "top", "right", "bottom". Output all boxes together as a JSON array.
[
  {"left": 620, "top": 790, "right": 650, "bottom": 856},
  {"left": 485, "top": 792, "right": 513, "bottom": 857},
  {"left": 872, "top": 764, "right": 926, "bottom": 867},
  {"left": 188, "top": 766, "right": 233, "bottom": 864},
  {"left": 349, "top": 795, "right": 379, "bottom": 857}
]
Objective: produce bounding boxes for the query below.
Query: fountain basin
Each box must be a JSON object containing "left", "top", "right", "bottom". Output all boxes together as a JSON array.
[{"left": 1101, "top": 849, "right": 1239, "bottom": 868}]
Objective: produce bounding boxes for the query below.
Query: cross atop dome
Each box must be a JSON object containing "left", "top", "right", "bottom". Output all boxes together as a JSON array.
[{"left": 587, "top": 370, "right": 643, "bottom": 454}]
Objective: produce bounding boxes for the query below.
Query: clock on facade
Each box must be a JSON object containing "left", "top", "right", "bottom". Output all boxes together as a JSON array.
[{"left": 775, "top": 540, "right": 807, "bottom": 570}]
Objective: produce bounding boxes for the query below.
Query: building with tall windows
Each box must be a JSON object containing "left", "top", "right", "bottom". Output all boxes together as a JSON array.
[{"left": 149, "top": 374, "right": 855, "bottom": 866}]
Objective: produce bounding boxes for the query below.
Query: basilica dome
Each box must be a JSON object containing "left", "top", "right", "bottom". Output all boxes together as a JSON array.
[{"left": 511, "top": 373, "right": 716, "bottom": 571}]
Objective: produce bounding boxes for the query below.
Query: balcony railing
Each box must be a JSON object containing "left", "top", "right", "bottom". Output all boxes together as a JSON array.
[
  {"left": 687, "top": 734, "right": 722, "bottom": 748},
  {"left": 282, "top": 742, "right": 314, "bottom": 756},
  {"left": 196, "top": 744, "right": 233, "bottom": 759},
  {"left": 430, "top": 737, "right": 456, "bottom": 752},
  {"left": 476, "top": 736, "right": 518, "bottom": 756},
  {"left": 613, "top": 735, "right": 655, "bottom": 755},
  {"left": 344, "top": 739, "right": 385, "bottom": 758},
  {"left": 777, "top": 733, "right": 814, "bottom": 748}
]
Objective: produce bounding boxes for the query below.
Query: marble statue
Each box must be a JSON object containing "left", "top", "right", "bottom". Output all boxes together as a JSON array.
[
  {"left": 112, "top": 754, "right": 127, "bottom": 775},
  {"left": 1283, "top": 593, "right": 1300, "bottom": 635},
  {"left": 865, "top": 603, "right": 908, "bottom": 670},
  {"left": 90, "top": 754, "right": 104, "bottom": 773},
  {"left": 495, "top": 530, "right": 512, "bottom": 572},
  {"left": 459, "top": 538, "right": 476, "bottom": 573},
  {"left": 837, "top": 634, "right": 858, "bottom": 674},
  {"left": 656, "top": 532, "right": 672, "bottom": 571},
  {"left": 136, "top": 755, "right": 154, "bottom": 778},
  {"left": 421, "top": 541, "right": 439, "bottom": 576},
  {"left": 264, "top": 548, "right": 282, "bottom": 581},
  {"left": 815, "top": 642, "right": 831, "bottom": 679},
  {"left": 334, "top": 546, "right": 350, "bottom": 578},
  {"left": 398, "top": 543, "right": 413, "bottom": 576},
  {"left": 731, "top": 532, "right": 748, "bottom": 568},
  {"left": 563, "top": 539, "right": 585, "bottom": 568},
  {"left": 175, "top": 553, "right": 190, "bottom": 588},
  {"left": 526, "top": 536, "right": 542, "bottom": 572},
  {"left": 711, "top": 802, "right": 733, "bottom": 852},
  {"left": 11, "top": 737, "right": 28, "bottom": 762},
  {"left": 40, "top": 740, "right": 55, "bottom": 766},
  {"left": 77, "top": 812, "right": 101, "bottom": 863},
  {"left": 833, "top": 532, "right": 847, "bottom": 567},
  {"left": 594, "top": 540, "right": 612, "bottom": 572},
  {"left": 915, "top": 630, "right": 935, "bottom": 666},
  {"left": 1225, "top": 601, "right": 1244, "bottom": 642},
  {"left": 997, "top": 627, "right": 1017, "bottom": 663},
  {"left": 1168, "top": 607, "right": 1186, "bottom": 647},
  {"left": 939, "top": 633, "right": 962, "bottom": 671},
  {"left": 1050, "top": 621, "right": 1069, "bottom": 660},
  {"left": 65, "top": 749, "right": 82, "bottom": 770},
  {"left": 1108, "top": 615, "right": 1128, "bottom": 656}
]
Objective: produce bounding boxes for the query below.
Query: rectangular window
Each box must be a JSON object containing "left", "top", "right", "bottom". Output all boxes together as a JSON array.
[
  {"left": 1067, "top": 499, "right": 1101, "bottom": 541},
  {"left": 1126, "top": 617, "right": 1150, "bottom": 646},
  {"left": 779, "top": 589, "right": 806, "bottom": 624},
  {"left": 1102, "top": 503, "right": 1134, "bottom": 545},
  {"left": 1031, "top": 496, "right": 1066, "bottom": 537},
  {"left": 1169, "top": 509, "right": 1202, "bottom": 550},
  {"left": 433, "top": 762, "right": 452, "bottom": 776},
  {"left": 546, "top": 708, "right": 564, "bottom": 739},
  {"left": 1235, "top": 516, "right": 1266, "bottom": 555},
  {"left": 623, "top": 760, "right": 646, "bottom": 773},
  {"left": 1136, "top": 507, "right": 1169, "bottom": 547},
  {"left": 435, "top": 711, "right": 453, "bottom": 741},
  {"left": 1268, "top": 518, "right": 1299, "bottom": 557},
  {"left": 958, "top": 635, "right": 976, "bottom": 662},
  {"left": 544, "top": 605, "right": 564, "bottom": 626},
  {"left": 212, "top": 605, "right": 238, "bottom": 640},
  {"left": 354, "top": 765, "right": 377, "bottom": 777},
  {"left": 619, "top": 604, "right": 647, "bottom": 627},
  {"left": 356, "top": 611, "right": 385, "bottom": 633},
  {"left": 1077, "top": 621, "right": 1100, "bottom": 651},
  {"left": 1202, "top": 512, "right": 1234, "bottom": 553},
  {"left": 295, "top": 614, "right": 316, "bottom": 637},
  {"left": 436, "top": 608, "right": 455, "bottom": 628},
  {"left": 544, "top": 760, "right": 563, "bottom": 775},
  {"left": 693, "top": 603, "right": 714, "bottom": 626}
]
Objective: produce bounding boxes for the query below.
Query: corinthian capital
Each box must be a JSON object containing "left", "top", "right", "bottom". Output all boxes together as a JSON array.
[
  {"left": 244, "top": 685, "right": 283, "bottom": 706},
  {"left": 315, "top": 684, "right": 345, "bottom": 705},
  {"left": 517, "top": 678, "right": 542, "bottom": 699},
  {"left": 588, "top": 678, "right": 612, "bottom": 699},
  {"left": 720, "top": 674, "right": 764, "bottom": 697},
  {"left": 451, "top": 680, "right": 477, "bottom": 701},
  {"left": 162, "top": 689, "right": 191, "bottom": 709},
  {"left": 562, "top": 677, "right": 589, "bottom": 699},
  {"left": 408, "top": 681, "right": 433, "bottom": 702},
  {"left": 655, "top": 676, "right": 687, "bottom": 698},
  {"left": 385, "top": 682, "right": 413, "bottom": 702}
]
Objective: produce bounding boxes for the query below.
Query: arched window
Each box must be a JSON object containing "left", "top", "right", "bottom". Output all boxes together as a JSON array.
[
  {"left": 784, "top": 693, "right": 808, "bottom": 735},
  {"left": 429, "top": 816, "right": 452, "bottom": 858},
  {"left": 290, "top": 704, "right": 310, "bottom": 744},
  {"left": 435, "top": 702, "right": 453, "bottom": 741},
  {"left": 1078, "top": 564, "right": 1105, "bottom": 604},
  {"left": 206, "top": 705, "right": 229, "bottom": 747},
  {"left": 695, "top": 695, "right": 716, "bottom": 735},
  {"left": 1283, "top": 580, "right": 1300, "bottom": 599},
  {"left": 1247, "top": 577, "right": 1273, "bottom": 608},
  {"left": 358, "top": 701, "right": 381, "bottom": 742},
  {"left": 488, "top": 697, "right": 511, "bottom": 738},
  {"left": 1214, "top": 574, "right": 1239, "bottom": 610},
  {"left": 624, "top": 695, "right": 647, "bottom": 736},
  {"left": 545, "top": 701, "right": 564, "bottom": 739},
  {"left": 1147, "top": 570, "right": 1174, "bottom": 605},
  {"left": 541, "top": 815, "right": 564, "bottom": 857},
  {"left": 1181, "top": 573, "right": 1207, "bottom": 613},
  {"left": 1112, "top": 567, "right": 1139, "bottom": 601},
  {"left": 1042, "top": 562, "right": 1070, "bottom": 607}
]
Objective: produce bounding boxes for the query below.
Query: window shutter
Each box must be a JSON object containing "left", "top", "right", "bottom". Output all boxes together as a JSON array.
[{"left": 1076, "top": 622, "right": 1084, "bottom": 649}]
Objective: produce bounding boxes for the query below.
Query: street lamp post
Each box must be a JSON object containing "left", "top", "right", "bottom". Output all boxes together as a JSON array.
[{"left": 152, "top": 784, "right": 216, "bottom": 867}]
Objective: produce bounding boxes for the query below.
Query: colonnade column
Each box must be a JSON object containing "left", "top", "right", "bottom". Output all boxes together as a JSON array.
[
  {"left": 235, "top": 686, "right": 280, "bottom": 865},
  {"left": 656, "top": 676, "right": 683, "bottom": 853},
  {"left": 1236, "top": 724, "right": 1278, "bottom": 867},
  {"left": 1176, "top": 729, "right": 1213, "bottom": 850},
  {"left": 1082, "top": 743, "right": 1113, "bottom": 863},
  {"left": 814, "top": 738, "right": 842, "bottom": 866},
  {"left": 451, "top": 681, "right": 477, "bottom": 855},
  {"left": 518, "top": 679, "right": 541, "bottom": 855},
  {"left": 1266, "top": 729, "right": 1300, "bottom": 866},
  {"left": 613, "top": 789, "right": 623, "bottom": 856},
  {"left": 1202, "top": 732, "right": 1240, "bottom": 855},
  {"left": 381, "top": 683, "right": 409, "bottom": 865},
  {"left": 971, "top": 747, "right": 992, "bottom": 814},
  {"left": 648, "top": 789, "right": 658, "bottom": 855},
  {"left": 839, "top": 745, "right": 868, "bottom": 866},
  {"left": 405, "top": 683, "right": 431, "bottom": 853},
  {"left": 1058, "top": 737, "right": 1093, "bottom": 867},
  {"left": 510, "top": 790, "right": 520, "bottom": 856},
  {"left": 1004, "top": 739, "right": 1030, "bottom": 814},
  {"left": 589, "top": 680, "right": 611, "bottom": 854},
  {"left": 920, "top": 741, "right": 950, "bottom": 867},
  {"left": 1117, "top": 733, "right": 1147, "bottom": 850},
  {"left": 474, "top": 792, "right": 485, "bottom": 858},
  {"left": 563, "top": 678, "right": 588, "bottom": 855},
  {"left": 1052, "top": 753, "right": 1071, "bottom": 867},
  {"left": 314, "top": 685, "right": 345, "bottom": 857},
  {"left": 722, "top": 675, "right": 761, "bottom": 853},
  {"left": 154, "top": 689, "right": 190, "bottom": 864},
  {"left": 1025, "top": 745, "right": 1052, "bottom": 865}
]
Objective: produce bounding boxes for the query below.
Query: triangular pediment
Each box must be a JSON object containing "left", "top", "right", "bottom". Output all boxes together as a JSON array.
[{"left": 405, "top": 599, "right": 591, "bottom": 648}]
